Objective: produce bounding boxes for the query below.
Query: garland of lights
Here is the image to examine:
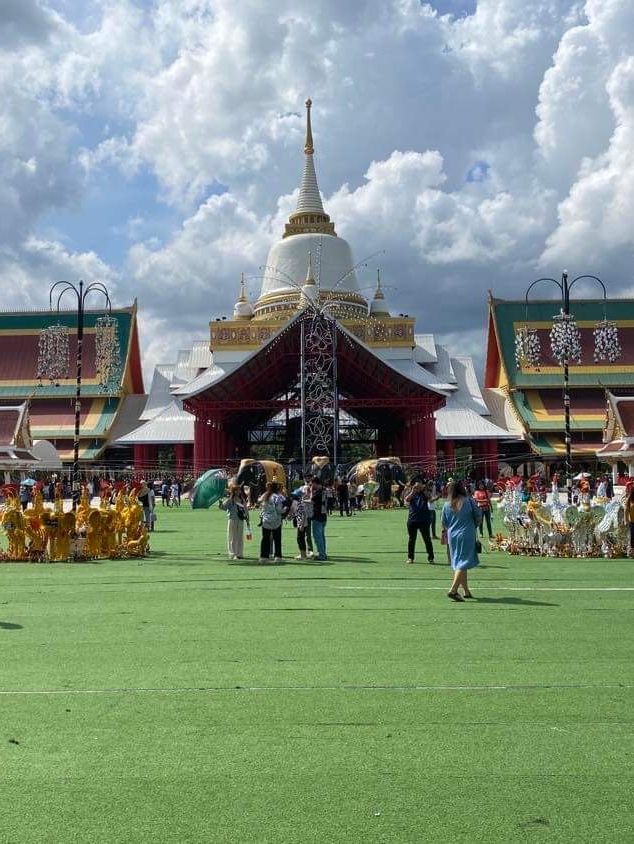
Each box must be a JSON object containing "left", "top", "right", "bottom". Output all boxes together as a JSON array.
[
  {"left": 95, "top": 315, "right": 122, "bottom": 391},
  {"left": 550, "top": 309, "right": 582, "bottom": 365},
  {"left": 593, "top": 319, "right": 621, "bottom": 363},
  {"left": 37, "top": 323, "right": 70, "bottom": 385},
  {"left": 514, "top": 324, "right": 541, "bottom": 369}
]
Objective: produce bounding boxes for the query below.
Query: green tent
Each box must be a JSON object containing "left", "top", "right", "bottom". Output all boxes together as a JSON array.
[{"left": 190, "top": 469, "right": 227, "bottom": 510}]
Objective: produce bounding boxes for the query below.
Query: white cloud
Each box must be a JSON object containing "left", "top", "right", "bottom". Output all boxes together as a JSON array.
[{"left": 2, "top": 0, "right": 634, "bottom": 381}]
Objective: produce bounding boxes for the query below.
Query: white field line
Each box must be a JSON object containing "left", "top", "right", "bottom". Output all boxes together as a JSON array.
[
  {"left": 0, "top": 682, "right": 632, "bottom": 697},
  {"left": 330, "top": 586, "right": 634, "bottom": 592}
]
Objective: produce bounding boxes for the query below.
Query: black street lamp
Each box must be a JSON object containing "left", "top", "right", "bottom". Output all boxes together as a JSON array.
[
  {"left": 515, "top": 271, "right": 621, "bottom": 502},
  {"left": 37, "top": 280, "right": 120, "bottom": 496}
]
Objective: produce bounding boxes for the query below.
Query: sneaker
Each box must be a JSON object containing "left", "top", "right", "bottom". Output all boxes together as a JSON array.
[
  {"left": 258, "top": 558, "right": 267, "bottom": 563},
  {"left": 274, "top": 557, "right": 283, "bottom": 563},
  {"left": 295, "top": 553, "right": 307, "bottom": 560},
  {"left": 427, "top": 555, "right": 434, "bottom": 564},
  {"left": 230, "top": 555, "right": 237, "bottom": 560},
  {"left": 406, "top": 558, "right": 414, "bottom": 564}
]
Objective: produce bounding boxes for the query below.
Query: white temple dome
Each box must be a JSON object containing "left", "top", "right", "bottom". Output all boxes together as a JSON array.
[
  {"left": 257, "top": 233, "right": 361, "bottom": 304},
  {"left": 233, "top": 299, "right": 254, "bottom": 320}
]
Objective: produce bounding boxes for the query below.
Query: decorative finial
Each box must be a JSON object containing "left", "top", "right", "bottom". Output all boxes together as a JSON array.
[
  {"left": 305, "top": 251, "right": 316, "bottom": 285},
  {"left": 238, "top": 272, "right": 247, "bottom": 301},
  {"left": 304, "top": 98, "right": 314, "bottom": 155},
  {"left": 374, "top": 268, "right": 384, "bottom": 299}
]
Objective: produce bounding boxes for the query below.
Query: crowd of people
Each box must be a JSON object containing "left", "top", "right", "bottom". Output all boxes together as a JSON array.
[{"left": 217, "top": 473, "right": 494, "bottom": 601}]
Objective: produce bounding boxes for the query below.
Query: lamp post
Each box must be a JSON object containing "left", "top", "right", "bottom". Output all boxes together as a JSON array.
[
  {"left": 515, "top": 271, "right": 621, "bottom": 502},
  {"left": 37, "top": 281, "right": 120, "bottom": 497}
]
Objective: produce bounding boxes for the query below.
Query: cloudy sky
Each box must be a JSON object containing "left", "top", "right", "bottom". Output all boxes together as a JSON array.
[{"left": 3, "top": 0, "right": 634, "bottom": 381}]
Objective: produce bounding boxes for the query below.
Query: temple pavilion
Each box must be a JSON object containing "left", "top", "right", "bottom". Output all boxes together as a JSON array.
[
  {"left": 0, "top": 306, "right": 144, "bottom": 467},
  {"left": 485, "top": 294, "right": 634, "bottom": 473},
  {"left": 117, "top": 100, "right": 510, "bottom": 476}
]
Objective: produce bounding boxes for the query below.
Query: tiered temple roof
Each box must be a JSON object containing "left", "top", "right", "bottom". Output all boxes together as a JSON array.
[
  {"left": 0, "top": 305, "right": 144, "bottom": 461},
  {"left": 485, "top": 295, "right": 634, "bottom": 458}
]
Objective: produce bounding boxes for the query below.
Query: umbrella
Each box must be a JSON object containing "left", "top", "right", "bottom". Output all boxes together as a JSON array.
[
  {"left": 20, "top": 478, "right": 37, "bottom": 486},
  {"left": 190, "top": 469, "right": 227, "bottom": 510}
]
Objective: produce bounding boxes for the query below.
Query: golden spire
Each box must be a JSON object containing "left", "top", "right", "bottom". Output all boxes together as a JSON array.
[
  {"left": 304, "top": 98, "right": 314, "bottom": 154},
  {"left": 283, "top": 97, "right": 335, "bottom": 238}
]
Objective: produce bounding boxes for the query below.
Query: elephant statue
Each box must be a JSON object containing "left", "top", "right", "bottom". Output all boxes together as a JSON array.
[
  {"left": 310, "top": 456, "right": 335, "bottom": 484},
  {"left": 235, "top": 459, "right": 287, "bottom": 505},
  {"left": 348, "top": 458, "right": 405, "bottom": 507}
]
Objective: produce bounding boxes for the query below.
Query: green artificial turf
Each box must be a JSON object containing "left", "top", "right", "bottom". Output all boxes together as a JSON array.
[{"left": 1, "top": 505, "right": 633, "bottom": 842}]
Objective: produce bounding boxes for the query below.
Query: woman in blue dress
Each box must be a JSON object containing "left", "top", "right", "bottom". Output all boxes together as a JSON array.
[{"left": 441, "top": 479, "right": 482, "bottom": 601}]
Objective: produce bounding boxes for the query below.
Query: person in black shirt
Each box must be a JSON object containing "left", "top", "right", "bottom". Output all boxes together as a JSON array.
[
  {"left": 337, "top": 478, "right": 350, "bottom": 516},
  {"left": 404, "top": 478, "right": 434, "bottom": 564},
  {"left": 310, "top": 477, "right": 328, "bottom": 561}
]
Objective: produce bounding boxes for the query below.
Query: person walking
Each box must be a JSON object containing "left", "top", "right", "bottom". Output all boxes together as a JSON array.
[
  {"left": 310, "top": 476, "right": 328, "bottom": 561},
  {"left": 442, "top": 479, "right": 482, "bottom": 601},
  {"left": 289, "top": 490, "right": 311, "bottom": 559},
  {"left": 625, "top": 485, "right": 634, "bottom": 557},
  {"left": 161, "top": 480, "right": 170, "bottom": 507},
  {"left": 404, "top": 478, "right": 435, "bottom": 564},
  {"left": 337, "top": 477, "right": 350, "bottom": 516},
  {"left": 258, "top": 482, "right": 285, "bottom": 563},
  {"left": 473, "top": 480, "right": 493, "bottom": 539},
  {"left": 137, "top": 480, "right": 153, "bottom": 532},
  {"left": 220, "top": 483, "right": 249, "bottom": 560},
  {"left": 425, "top": 480, "right": 440, "bottom": 538}
]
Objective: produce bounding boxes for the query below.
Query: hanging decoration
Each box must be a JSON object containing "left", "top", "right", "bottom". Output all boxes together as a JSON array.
[
  {"left": 37, "top": 323, "right": 70, "bottom": 385},
  {"left": 302, "top": 311, "right": 337, "bottom": 460},
  {"left": 514, "top": 324, "right": 541, "bottom": 369},
  {"left": 95, "top": 315, "right": 121, "bottom": 391},
  {"left": 550, "top": 310, "right": 582, "bottom": 365},
  {"left": 593, "top": 319, "right": 621, "bottom": 363}
]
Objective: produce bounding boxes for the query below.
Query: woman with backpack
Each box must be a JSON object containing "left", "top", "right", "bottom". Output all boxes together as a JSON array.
[
  {"left": 441, "top": 479, "right": 482, "bottom": 601},
  {"left": 258, "top": 481, "right": 285, "bottom": 563},
  {"left": 219, "top": 483, "right": 249, "bottom": 560}
]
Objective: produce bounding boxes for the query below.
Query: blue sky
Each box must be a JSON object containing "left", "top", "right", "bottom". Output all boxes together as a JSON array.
[{"left": 2, "top": 0, "right": 634, "bottom": 375}]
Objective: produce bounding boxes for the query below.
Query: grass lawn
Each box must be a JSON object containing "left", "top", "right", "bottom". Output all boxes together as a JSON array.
[{"left": 1, "top": 504, "right": 633, "bottom": 843}]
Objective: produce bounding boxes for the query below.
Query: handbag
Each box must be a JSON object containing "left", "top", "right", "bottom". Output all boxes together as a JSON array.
[{"left": 470, "top": 497, "right": 482, "bottom": 554}]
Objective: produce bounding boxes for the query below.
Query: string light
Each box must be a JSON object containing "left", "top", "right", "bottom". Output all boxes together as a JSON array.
[
  {"left": 593, "top": 319, "right": 621, "bottom": 363},
  {"left": 550, "top": 309, "right": 582, "bottom": 365},
  {"left": 95, "top": 315, "right": 122, "bottom": 391},
  {"left": 37, "top": 323, "right": 70, "bottom": 386},
  {"left": 514, "top": 324, "right": 541, "bottom": 369}
]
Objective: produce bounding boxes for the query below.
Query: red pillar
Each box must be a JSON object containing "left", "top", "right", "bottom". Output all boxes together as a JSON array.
[
  {"left": 484, "top": 439, "right": 499, "bottom": 480},
  {"left": 194, "top": 418, "right": 209, "bottom": 475},
  {"left": 134, "top": 444, "right": 145, "bottom": 472},
  {"left": 423, "top": 413, "right": 436, "bottom": 474},
  {"left": 175, "top": 443, "right": 187, "bottom": 476}
]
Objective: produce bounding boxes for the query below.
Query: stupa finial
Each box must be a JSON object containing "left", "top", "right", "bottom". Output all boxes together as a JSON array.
[{"left": 304, "top": 98, "right": 314, "bottom": 155}]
